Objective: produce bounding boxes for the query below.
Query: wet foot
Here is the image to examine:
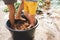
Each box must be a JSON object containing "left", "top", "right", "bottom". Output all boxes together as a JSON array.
[
  {"left": 27, "top": 24, "right": 34, "bottom": 28},
  {"left": 15, "top": 16, "right": 26, "bottom": 21},
  {"left": 11, "top": 23, "right": 20, "bottom": 30},
  {"left": 27, "top": 20, "right": 36, "bottom": 28}
]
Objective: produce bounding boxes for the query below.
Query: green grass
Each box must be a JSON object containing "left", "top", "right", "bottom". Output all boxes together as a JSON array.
[
  {"left": 4, "top": 0, "right": 43, "bottom": 13},
  {"left": 4, "top": 2, "right": 20, "bottom": 13}
]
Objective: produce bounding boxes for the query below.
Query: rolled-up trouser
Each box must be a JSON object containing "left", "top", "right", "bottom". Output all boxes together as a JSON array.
[{"left": 3, "top": 0, "right": 17, "bottom": 4}]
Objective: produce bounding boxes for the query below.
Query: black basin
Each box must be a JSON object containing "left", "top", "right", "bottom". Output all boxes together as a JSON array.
[{"left": 6, "top": 15, "right": 38, "bottom": 40}]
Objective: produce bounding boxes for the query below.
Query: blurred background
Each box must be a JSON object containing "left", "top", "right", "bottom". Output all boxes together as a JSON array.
[{"left": 0, "top": 0, "right": 60, "bottom": 40}]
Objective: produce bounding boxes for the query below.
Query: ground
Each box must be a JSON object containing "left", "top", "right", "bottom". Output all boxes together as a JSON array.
[{"left": 0, "top": 1, "right": 60, "bottom": 40}]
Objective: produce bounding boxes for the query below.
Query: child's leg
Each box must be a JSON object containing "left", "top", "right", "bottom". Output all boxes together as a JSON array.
[
  {"left": 15, "top": 0, "right": 25, "bottom": 20},
  {"left": 24, "top": 12, "right": 36, "bottom": 26},
  {"left": 27, "top": 14, "right": 36, "bottom": 26},
  {"left": 24, "top": 11, "right": 36, "bottom": 28},
  {"left": 24, "top": 1, "right": 38, "bottom": 27},
  {"left": 3, "top": 0, "right": 17, "bottom": 28},
  {"left": 7, "top": 4, "right": 15, "bottom": 27}
]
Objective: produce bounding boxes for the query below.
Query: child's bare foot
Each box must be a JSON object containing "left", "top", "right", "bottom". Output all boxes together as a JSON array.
[
  {"left": 27, "top": 25, "right": 33, "bottom": 28},
  {"left": 11, "top": 24, "right": 16, "bottom": 29},
  {"left": 11, "top": 23, "right": 19, "bottom": 30},
  {"left": 27, "top": 20, "right": 36, "bottom": 28},
  {"left": 27, "top": 23, "right": 35, "bottom": 28},
  {"left": 15, "top": 16, "right": 26, "bottom": 21},
  {"left": 27, "top": 22, "right": 35, "bottom": 29}
]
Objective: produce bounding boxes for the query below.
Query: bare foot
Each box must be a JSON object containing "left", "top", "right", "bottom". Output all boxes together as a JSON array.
[
  {"left": 15, "top": 16, "right": 26, "bottom": 21},
  {"left": 27, "top": 20, "right": 36, "bottom": 28},
  {"left": 11, "top": 23, "right": 19, "bottom": 30},
  {"left": 27, "top": 24, "right": 34, "bottom": 28}
]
